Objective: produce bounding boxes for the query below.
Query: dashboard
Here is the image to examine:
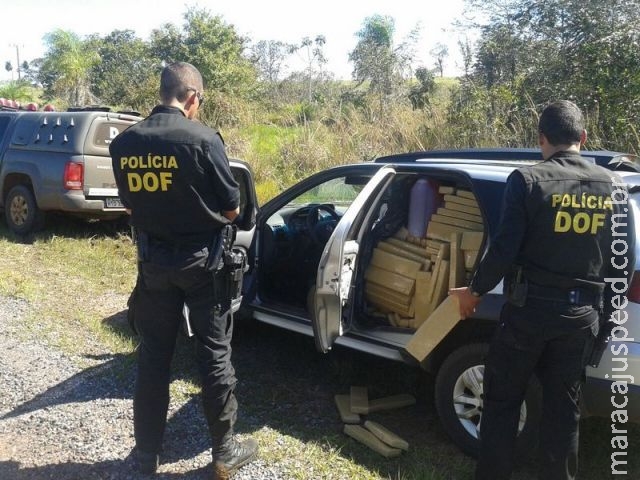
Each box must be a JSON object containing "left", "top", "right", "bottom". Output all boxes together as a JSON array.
[{"left": 266, "top": 204, "right": 343, "bottom": 235}]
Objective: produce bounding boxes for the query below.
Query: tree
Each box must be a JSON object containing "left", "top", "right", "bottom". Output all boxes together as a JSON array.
[
  {"left": 22, "top": 58, "right": 42, "bottom": 85},
  {"left": 430, "top": 43, "right": 449, "bottom": 77},
  {"left": 409, "top": 67, "right": 436, "bottom": 109},
  {"left": 458, "top": 38, "right": 473, "bottom": 77},
  {"left": 149, "top": 7, "right": 257, "bottom": 98},
  {"left": 449, "top": 0, "right": 640, "bottom": 151},
  {"left": 0, "top": 81, "right": 34, "bottom": 103},
  {"left": 38, "top": 29, "right": 100, "bottom": 105},
  {"left": 87, "top": 30, "right": 159, "bottom": 112},
  {"left": 5, "top": 61, "right": 12, "bottom": 78},
  {"left": 289, "top": 35, "right": 329, "bottom": 103},
  {"left": 250, "top": 40, "right": 293, "bottom": 84},
  {"left": 349, "top": 15, "right": 395, "bottom": 95},
  {"left": 348, "top": 15, "right": 419, "bottom": 114},
  {"left": 148, "top": 22, "right": 188, "bottom": 64}
]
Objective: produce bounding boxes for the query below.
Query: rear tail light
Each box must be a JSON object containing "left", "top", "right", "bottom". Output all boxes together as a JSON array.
[
  {"left": 627, "top": 271, "right": 640, "bottom": 303},
  {"left": 64, "top": 162, "right": 83, "bottom": 190}
]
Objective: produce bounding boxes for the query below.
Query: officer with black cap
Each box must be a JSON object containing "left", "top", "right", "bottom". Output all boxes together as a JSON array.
[
  {"left": 450, "top": 99, "right": 635, "bottom": 479},
  {"left": 109, "top": 61, "right": 257, "bottom": 478}
]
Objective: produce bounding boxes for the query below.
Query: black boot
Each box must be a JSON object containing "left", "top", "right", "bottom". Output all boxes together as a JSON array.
[
  {"left": 212, "top": 437, "right": 258, "bottom": 479},
  {"left": 135, "top": 449, "right": 159, "bottom": 474}
]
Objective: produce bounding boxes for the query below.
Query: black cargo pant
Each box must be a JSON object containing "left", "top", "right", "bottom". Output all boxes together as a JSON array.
[
  {"left": 132, "top": 241, "right": 237, "bottom": 457},
  {"left": 475, "top": 299, "right": 598, "bottom": 480}
]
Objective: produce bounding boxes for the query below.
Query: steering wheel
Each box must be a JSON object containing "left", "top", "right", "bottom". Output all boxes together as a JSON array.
[{"left": 306, "top": 203, "right": 340, "bottom": 246}]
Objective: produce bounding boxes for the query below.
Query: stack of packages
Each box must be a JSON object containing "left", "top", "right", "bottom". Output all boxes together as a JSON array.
[
  {"left": 334, "top": 386, "right": 415, "bottom": 458},
  {"left": 364, "top": 185, "right": 484, "bottom": 331}
]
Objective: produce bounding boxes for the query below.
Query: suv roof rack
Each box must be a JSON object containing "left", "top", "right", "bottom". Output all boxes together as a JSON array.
[
  {"left": 67, "top": 106, "right": 112, "bottom": 112},
  {"left": 374, "top": 148, "right": 640, "bottom": 172},
  {"left": 374, "top": 148, "right": 543, "bottom": 163},
  {"left": 66, "top": 105, "right": 141, "bottom": 116},
  {"left": 115, "top": 110, "right": 142, "bottom": 117}
]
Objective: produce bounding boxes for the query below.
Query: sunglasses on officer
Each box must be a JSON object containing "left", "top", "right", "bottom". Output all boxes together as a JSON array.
[{"left": 187, "top": 88, "right": 205, "bottom": 107}]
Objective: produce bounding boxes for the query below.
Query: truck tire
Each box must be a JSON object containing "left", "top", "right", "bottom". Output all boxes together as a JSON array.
[
  {"left": 434, "top": 343, "right": 541, "bottom": 460},
  {"left": 5, "top": 185, "right": 46, "bottom": 235}
]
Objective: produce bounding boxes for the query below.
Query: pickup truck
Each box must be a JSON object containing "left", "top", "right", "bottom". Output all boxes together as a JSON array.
[{"left": 0, "top": 107, "right": 141, "bottom": 235}]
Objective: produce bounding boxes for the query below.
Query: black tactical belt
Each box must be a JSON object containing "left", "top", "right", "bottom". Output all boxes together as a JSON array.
[
  {"left": 147, "top": 233, "right": 209, "bottom": 248},
  {"left": 526, "top": 283, "right": 601, "bottom": 306}
]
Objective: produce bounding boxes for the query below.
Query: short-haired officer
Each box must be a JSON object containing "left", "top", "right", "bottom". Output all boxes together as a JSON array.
[
  {"left": 109, "top": 61, "right": 257, "bottom": 478},
  {"left": 450, "top": 100, "right": 635, "bottom": 479}
]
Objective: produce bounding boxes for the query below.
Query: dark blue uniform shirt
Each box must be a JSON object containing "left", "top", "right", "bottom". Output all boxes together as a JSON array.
[
  {"left": 109, "top": 105, "right": 239, "bottom": 244},
  {"left": 471, "top": 150, "right": 635, "bottom": 314}
]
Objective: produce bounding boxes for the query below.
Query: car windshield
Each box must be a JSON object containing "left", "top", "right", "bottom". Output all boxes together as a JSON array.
[{"left": 285, "top": 177, "right": 365, "bottom": 208}]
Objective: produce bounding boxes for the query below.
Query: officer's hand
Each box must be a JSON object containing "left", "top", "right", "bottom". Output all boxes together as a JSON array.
[{"left": 448, "top": 287, "right": 482, "bottom": 319}]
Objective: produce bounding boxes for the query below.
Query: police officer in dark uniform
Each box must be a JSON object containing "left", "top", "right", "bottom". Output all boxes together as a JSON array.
[
  {"left": 109, "top": 62, "right": 257, "bottom": 478},
  {"left": 450, "top": 100, "right": 635, "bottom": 479}
]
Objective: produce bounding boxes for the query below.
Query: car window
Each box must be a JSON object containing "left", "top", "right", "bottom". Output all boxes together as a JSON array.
[
  {"left": 0, "top": 116, "right": 10, "bottom": 143},
  {"left": 289, "top": 176, "right": 365, "bottom": 210},
  {"left": 93, "top": 122, "right": 127, "bottom": 148}
]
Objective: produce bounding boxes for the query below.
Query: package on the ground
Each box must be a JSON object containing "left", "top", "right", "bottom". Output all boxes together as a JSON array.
[
  {"left": 350, "top": 385, "right": 369, "bottom": 414},
  {"left": 343, "top": 424, "right": 402, "bottom": 458},
  {"left": 364, "top": 420, "right": 410, "bottom": 451},
  {"left": 334, "top": 394, "right": 361, "bottom": 424},
  {"left": 367, "top": 393, "right": 416, "bottom": 413}
]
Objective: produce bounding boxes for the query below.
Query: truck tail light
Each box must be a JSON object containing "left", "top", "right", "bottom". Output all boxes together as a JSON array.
[
  {"left": 64, "top": 162, "right": 83, "bottom": 190},
  {"left": 627, "top": 271, "right": 640, "bottom": 304}
]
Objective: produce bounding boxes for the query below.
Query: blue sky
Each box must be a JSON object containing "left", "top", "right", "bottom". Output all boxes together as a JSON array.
[{"left": 2, "top": 0, "right": 468, "bottom": 81}]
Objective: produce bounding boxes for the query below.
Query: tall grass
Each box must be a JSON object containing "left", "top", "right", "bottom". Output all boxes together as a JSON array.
[
  {"left": 217, "top": 79, "right": 466, "bottom": 204},
  {"left": 208, "top": 76, "right": 640, "bottom": 205}
]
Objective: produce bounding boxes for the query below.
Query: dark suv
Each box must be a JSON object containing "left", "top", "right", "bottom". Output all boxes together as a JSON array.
[{"left": 229, "top": 148, "right": 640, "bottom": 458}]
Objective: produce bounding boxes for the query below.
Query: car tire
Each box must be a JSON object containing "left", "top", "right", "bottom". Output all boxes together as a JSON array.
[
  {"left": 5, "top": 185, "right": 46, "bottom": 235},
  {"left": 434, "top": 343, "right": 541, "bottom": 460}
]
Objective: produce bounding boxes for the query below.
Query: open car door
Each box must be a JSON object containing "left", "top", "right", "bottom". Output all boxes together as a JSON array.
[
  {"left": 181, "top": 160, "right": 257, "bottom": 335},
  {"left": 312, "top": 166, "right": 396, "bottom": 352}
]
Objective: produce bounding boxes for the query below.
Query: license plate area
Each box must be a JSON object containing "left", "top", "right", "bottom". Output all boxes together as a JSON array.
[{"left": 105, "top": 197, "right": 124, "bottom": 208}]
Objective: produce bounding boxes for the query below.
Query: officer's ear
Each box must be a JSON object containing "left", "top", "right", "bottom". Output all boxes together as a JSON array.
[
  {"left": 538, "top": 132, "right": 546, "bottom": 147},
  {"left": 580, "top": 129, "right": 587, "bottom": 147},
  {"left": 184, "top": 92, "right": 198, "bottom": 119}
]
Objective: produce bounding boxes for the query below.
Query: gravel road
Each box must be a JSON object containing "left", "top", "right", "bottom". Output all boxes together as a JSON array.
[{"left": 0, "top": 296, "right": 286, "bottom": 480}]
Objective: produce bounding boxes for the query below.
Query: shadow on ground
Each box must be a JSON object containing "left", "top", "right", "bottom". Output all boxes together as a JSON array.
[
  {"left": 0, "top": 459, "right": 212, "bottom": 480},
  {"left": 0, "top": 213, "right": 131, "bottom": 244},
  {"left": 2, "top": 312, "right": 637, "bottom": 479},
  {"left": 0, "top": 216, "right": 637, "bottom": 479}
]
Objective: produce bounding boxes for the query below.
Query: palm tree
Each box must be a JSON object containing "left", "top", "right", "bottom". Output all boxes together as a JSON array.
[
  {"left": 0, "top": 81, "right": 34, "bottom": 103},
  {"left": 42, "top": 30, "right": 100, "bottom": 105}
]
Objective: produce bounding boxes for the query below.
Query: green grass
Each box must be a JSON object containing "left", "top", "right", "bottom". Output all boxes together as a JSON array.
[
  {"left": 244, "top": 124, "right": 301, "bottom": 157},
  {"left": 0, "top": 216, "right": 138, "bottom": 358},
  {"left": 219, "top": 77, "right": 469, "bottom": 204},
  {"left": 0, "top": 216, "right": 638, "bottom": 479}
]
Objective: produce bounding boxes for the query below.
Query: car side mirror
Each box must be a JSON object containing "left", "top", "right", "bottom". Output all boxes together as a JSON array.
[
  {"left": 235, "top": 200, "right": 256, "bottom": 231},
  {"left": 231, "top": 162, "right": 258, "bottom": 232},
  {"left": 608, "top": 154, "right": 640, "bottom": 172}
]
